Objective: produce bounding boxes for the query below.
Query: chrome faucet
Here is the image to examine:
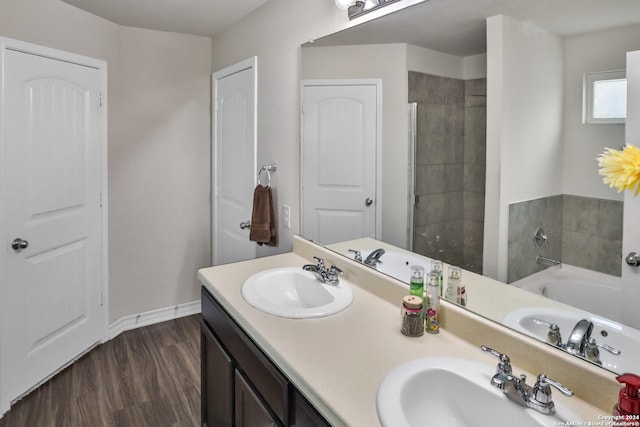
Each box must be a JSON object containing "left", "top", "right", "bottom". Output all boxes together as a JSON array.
[
  {"left": 302, "top": 256, "right": 342, "bottom": 285},
  {"left": 481, "top": 345, "right": 574, "bottom": 415},
  {"left": 363, "top": 248, "right": 385, "bottom": 267},
  {"left": 565, "top": 319, "right": 594, "bottom": 356},
  {"left": 531, "top": 318, "right": 620, "bottom": 365}
]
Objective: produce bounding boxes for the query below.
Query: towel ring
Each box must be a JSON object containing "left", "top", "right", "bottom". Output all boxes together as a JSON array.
[{"left": 257, "top": 163, "right": 277, "bottom": 187}]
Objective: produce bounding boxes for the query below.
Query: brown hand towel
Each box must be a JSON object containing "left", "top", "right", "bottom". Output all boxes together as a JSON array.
[{"left": 249, "top": 185, "right": 277, "bottom": 246}]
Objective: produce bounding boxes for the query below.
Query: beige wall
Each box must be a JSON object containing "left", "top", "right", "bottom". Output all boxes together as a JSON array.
[
  {"left": 301, "top": 43, "right": 409, "bottom": 247},
  {"left": 1, "top": 0, "right": 212, "bottom": 322},
  {"left": 210, "top": 0, "right": 347, "bottom": 256},
  {"left": 484, "top": 15, "right": 564, "bottom": 281},
  {"left": 562, "top": 24, "right": 640, "bottom": 201}
]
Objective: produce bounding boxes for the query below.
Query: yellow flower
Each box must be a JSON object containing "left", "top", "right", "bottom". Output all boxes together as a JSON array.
[{"left": 598, "top": 145, "right": 640, "bottom": 196}]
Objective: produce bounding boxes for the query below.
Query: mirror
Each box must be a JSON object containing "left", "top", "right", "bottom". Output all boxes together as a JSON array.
[{"left": 300, "top": 0, "right": 640, "bottom": 374}]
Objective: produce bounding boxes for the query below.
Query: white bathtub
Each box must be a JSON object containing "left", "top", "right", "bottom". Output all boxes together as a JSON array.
[
  {"left": 511, "top": 264, "right": 623, "bottom": 323},
  {"left": 510, "top": 265, "right": 640, "bottom": 373}
]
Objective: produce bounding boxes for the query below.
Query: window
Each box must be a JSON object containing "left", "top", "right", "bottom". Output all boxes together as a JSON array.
[{"left": 583, "top": 70, "right": 626, "bottom": 124}]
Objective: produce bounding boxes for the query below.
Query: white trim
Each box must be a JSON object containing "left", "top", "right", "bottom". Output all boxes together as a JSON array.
[
  {"left": 107, "top": 301, "right": 201, "bottom": 340},
  {"left": 211, "top": 57, "right": 258, "bottom": 265},
  {"left": 299, "top": 79, "right": 383, "bottom": 240}
]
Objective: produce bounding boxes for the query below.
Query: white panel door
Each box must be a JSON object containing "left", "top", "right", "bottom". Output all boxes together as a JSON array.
[
  {"left": 621, "top": 50, "right": 640, "bottom": 330},
  {"left": 212, "top": 58, "right": 257, "bottom": 265},
  {"left": 301, "top": 81, "right": 379, "bottom": 245},
  {"left": 1, "top": 47, "right": 105, "bottom": 405}
]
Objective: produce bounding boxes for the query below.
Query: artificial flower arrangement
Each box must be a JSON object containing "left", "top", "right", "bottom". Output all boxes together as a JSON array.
[{"left": 598, "top": 145, "right": 640, "bottom": 196}]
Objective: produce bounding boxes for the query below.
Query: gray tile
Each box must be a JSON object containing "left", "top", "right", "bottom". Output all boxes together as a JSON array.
[
  {"left": 463, "top": 163, "right": 485, "bottom": 193},
  {"left": 463, "top": 219, "right": 484, "bottom": 250},
  {"left": 562, "top": 230, "right": 598, "bottom": 270},
  {"left": 463, "top": 191, "right": 485, "bottom": 222},
  {"left": 563, "top": 195, "right": 598, "bottom": 234},
  {"left": 597, "top": 237, "right": 623, "bottom": 276},
  {"left": 599, "top": 199, "right": 623, "bottom": 240},
  {"left": 508, "top": 238, "right": 543, "bottom": 283}
]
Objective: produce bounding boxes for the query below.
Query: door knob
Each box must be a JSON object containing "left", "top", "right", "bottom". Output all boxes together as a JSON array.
[
  {"left": 626, "top": 252, "right": 640, "bottom": 267},
  {"left": 240, "top": 221, "right": 251, "bottom": 230},
  {"left": 365, "top": 197, "right": 373, "bottom": 206},
  {"left": 11, "top": 238, "right": 29, "bottom": 252}
]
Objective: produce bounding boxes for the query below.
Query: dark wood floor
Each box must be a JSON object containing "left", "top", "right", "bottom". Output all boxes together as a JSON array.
[{"left": 0, "top": 314, "right": 201, "bottom": 427}]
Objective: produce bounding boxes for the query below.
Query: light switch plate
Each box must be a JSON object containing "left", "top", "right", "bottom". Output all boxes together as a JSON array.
[{"left": 282, "top": 205, "right": 291, "bottom": 229}]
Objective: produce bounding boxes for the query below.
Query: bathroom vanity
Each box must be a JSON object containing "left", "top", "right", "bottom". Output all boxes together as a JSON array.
[
  {"left": 198, "top": 236, "right": 615, "bottom": 426},
  {"left": 201, "top": 286, "right": 330, "bottom": 426}
]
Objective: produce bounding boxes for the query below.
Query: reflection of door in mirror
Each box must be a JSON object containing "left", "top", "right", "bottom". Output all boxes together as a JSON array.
[
  {"left": 300, "top": 80, "right": 380, "bottom": 245},
  {"left": 408, "top": 72, "right": 486, "bottom": 274}
]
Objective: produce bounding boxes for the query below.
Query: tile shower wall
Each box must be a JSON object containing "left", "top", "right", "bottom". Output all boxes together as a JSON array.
[
  {"left": 507, "top": 195, "right": 623, "bottom": 282},
  {"left": 409, "top": 72, "right": 486, "bottom": 274}
]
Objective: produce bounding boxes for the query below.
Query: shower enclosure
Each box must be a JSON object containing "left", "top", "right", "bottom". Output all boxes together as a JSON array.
[{"left": 408, "top": 72, "right": 486, "bottom": 274}]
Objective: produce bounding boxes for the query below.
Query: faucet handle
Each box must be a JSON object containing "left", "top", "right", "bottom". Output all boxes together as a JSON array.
[
  {"left": 532, "top": 373, "right": 573, "bottom": 402},
  {"left": 481, "top": 345, "right": 512, "bottom": 374},
  {"left": 532, "top": 318, "right": 563, "bottom": 346},
  {"left": 348, "top": 249, "right": 362, "bottom": 262},
  {"left": 326, "top": 264, "right": 343, "bottom": 284},
  {"left": 313, "top": 256, "right": 326, "bottom": 268}
]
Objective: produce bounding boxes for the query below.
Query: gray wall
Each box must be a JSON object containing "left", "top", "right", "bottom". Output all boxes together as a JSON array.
[{"left": 508, "top": 195, "right": 623, "bottom": 282}]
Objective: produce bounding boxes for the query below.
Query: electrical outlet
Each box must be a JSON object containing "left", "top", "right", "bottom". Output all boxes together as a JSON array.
[{"left": 282, "top": 205, "right": 291, "bottom": 229}]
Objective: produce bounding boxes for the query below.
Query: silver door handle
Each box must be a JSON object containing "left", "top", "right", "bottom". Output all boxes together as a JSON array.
[
  {"left": 365, "top": 197, "right": 373, "bottom": 206},
  {"left": 626, "top": 252, "right": 640, "bottom": 267},
  {"left": 240, "top": 221, "right": 251, "bottom": 230},
  {"left": 11, "top": 238, "right": 29, "bottom": 252}
]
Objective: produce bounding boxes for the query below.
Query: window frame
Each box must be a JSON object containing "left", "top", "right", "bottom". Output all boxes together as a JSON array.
[{"left": 582, "top": 69, "right": 627, "bottom": 124}]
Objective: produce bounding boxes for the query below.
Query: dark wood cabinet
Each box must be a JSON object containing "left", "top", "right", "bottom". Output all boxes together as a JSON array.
[{"left": 201, "top": 287, "right": 330, "bottom": 427}]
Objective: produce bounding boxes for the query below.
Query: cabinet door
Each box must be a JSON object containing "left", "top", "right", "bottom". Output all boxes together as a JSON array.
[
  {"left": 235, "top": 370, "right": 279, "bottom": 427},
  {"left": 292, "top": 390, "right": 332, "bottom": 427},
  {"left": 201, "top": 321, "right": 234, "bottom": 427}
]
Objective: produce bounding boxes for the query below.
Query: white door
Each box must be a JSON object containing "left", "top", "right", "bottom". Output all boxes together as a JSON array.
[
  {"left": 0, "top": 43, "right": 106, "bottom": 407},
  {"left": 621, "top": 50, "right": 640, "bottom": 329},
  {"left": 301, "top": 80, "right": 380, "bottom": 245},
  {"left": 212, "top": 58, "right": 257, "bottom": 265}
]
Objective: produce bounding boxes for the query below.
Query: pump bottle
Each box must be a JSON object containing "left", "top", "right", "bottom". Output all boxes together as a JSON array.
[{"left": 613, "top": 373, "right": 640, "bottom": 419}]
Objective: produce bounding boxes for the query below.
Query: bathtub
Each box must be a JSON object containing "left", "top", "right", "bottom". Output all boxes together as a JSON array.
[
  {"left": 511, "top": 264, "right": 623, "bottom": 323},
  {"left": 508, "top": 265, "right": 640, "bottom": 373}
]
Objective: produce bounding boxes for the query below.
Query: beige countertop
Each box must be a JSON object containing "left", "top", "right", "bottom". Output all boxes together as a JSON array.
[{"left": 198, "top": 236, "right": 612, "bottom": 426}]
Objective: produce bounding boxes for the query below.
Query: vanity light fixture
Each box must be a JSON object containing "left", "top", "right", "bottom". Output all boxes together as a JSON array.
[{"left": 335, "top": 0, "right": 402, "bottom": 19}]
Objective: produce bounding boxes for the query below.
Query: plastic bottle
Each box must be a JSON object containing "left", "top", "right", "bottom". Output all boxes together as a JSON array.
[
  {"left": 613, "top": 373, "right": 640, "bottom": 420},
  {"left": 409, "top": 265, "right": 424, "bottom": 299},
  {"left": 445, "top": 266, "right": 461, "bottom": 303},
  {"left": 430, "top": 260, "right": 443, "bottom": 296},
  {"left": 425, "top": 275, "right": 440, "bottom": 334}
]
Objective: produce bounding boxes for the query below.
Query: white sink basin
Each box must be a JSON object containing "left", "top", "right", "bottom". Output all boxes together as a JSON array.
[
  {"left": 241, "top": 267, "right": 353, "bottom": 318},
  {"left": 503, "top": 307, "right": 640, "bottom": 374},
  {"left": 376, "top": 357, "right": 582, "bottom": 427},
  {"left": 356, "top": 250, "right": 431, "bottom": 282}
]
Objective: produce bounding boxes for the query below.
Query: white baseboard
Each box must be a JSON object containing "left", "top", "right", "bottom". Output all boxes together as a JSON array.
[{"left": 107, "top": 300, "right": 201, "bottom": 340}]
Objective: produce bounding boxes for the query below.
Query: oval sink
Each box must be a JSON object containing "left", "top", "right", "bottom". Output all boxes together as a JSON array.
[
  {"left": 241, "top": 267, "right": 353, "bottom": 318},
  {"left": 356, "top": 250, "right": 431, "bottom": 282},
  {"left": 376, "top": 357, "right": 582, "bottom": 427},
  {"left": 503, "top": 306, "right": 640, "bottom": 374}
]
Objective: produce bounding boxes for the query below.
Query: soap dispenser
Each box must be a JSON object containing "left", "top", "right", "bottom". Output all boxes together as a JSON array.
[{"left": 613, "top": 373, "right": 640, "bottom": 419}]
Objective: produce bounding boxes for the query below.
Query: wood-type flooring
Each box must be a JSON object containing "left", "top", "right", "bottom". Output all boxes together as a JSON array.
[{"left": 0, "top": 314, "right": 201, "bottom": 427}]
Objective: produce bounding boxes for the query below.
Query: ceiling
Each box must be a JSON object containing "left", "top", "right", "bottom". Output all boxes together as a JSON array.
[
  {"left": 308, "top": 0, "right": 640, "bottom": 56},
  {"left": 61, "top": 0, "right": 270, "bottom": 37}
]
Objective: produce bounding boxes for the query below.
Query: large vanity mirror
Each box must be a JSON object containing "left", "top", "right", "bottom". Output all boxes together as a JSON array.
[{"left": 299, "top": 0, "right": 640, "bottom": 374}]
